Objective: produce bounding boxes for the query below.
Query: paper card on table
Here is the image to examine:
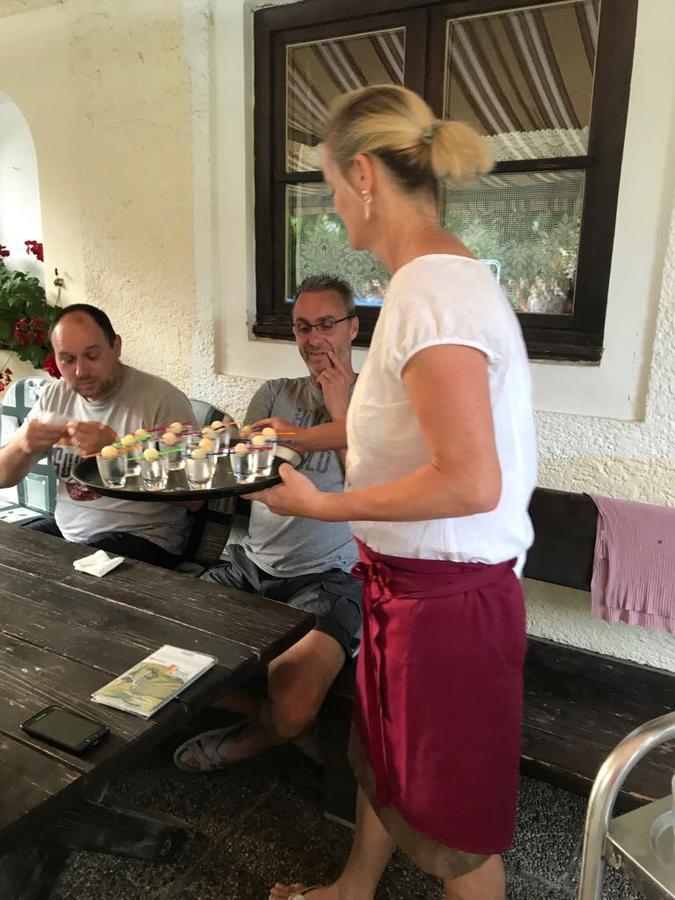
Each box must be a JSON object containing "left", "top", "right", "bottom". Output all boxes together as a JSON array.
[
  {"left": 0, "top": 506, "right": 41, "bottom": 523},
  {"left": 91, "top": 645, "right": 217, "bottom": 718}
]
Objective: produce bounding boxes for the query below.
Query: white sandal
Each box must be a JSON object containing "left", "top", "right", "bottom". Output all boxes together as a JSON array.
[{"left": 173, "top": 720, "right": 250, "bottom": 772}]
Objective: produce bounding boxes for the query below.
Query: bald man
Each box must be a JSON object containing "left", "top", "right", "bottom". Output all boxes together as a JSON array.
[{"left": 0, "top": 303, "right": 195, "bottom": 567}]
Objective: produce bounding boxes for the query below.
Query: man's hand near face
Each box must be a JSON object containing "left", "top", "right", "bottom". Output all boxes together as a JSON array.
[{"left": 316, "top": 350, "right": 354, "bottom": 420}]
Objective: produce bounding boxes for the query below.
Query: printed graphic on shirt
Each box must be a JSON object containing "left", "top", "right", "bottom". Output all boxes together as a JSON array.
[
  {"left": 50, "top": 445, "right": 100, "bottom": 501},
  {"left": 49, "top": 445, "right": 78, "bottom": 481},
  {"left": 292, "top": 408, "right": 333, "bottom": 475}
]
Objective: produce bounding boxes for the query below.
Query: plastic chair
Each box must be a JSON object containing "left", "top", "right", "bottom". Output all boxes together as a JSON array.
[{"left": 0, "top": 376, "right": 56, "bottom": 513}]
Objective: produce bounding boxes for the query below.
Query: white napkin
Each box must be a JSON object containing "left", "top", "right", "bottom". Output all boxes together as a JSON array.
[
  {"left": 73, "top": 549, "right": 125, "bottom": 577},
  {"left": 38, "top": 411, "right": 69, "bottom": 427}
]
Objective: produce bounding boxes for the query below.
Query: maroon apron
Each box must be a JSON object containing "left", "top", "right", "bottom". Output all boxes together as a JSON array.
[{"left": 352, "top": 539, "right": 526, "bottom": 856}]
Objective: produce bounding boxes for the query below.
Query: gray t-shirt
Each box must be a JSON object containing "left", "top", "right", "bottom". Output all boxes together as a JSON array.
[
  {"left": 239, "top": 376, "right": 358, "bottom": 577},
  {"left": 28, "top": 366, "right": 193, "bottom": 555}
]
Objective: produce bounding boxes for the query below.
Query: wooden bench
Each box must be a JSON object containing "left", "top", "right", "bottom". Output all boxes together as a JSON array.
[{"left": 320, "top": 488, "right": 675, "bottom": 823}]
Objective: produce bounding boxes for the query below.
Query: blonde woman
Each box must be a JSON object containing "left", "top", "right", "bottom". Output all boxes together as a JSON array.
[{"left": 253, "top": 85, "right": 537, "bottom": 900}]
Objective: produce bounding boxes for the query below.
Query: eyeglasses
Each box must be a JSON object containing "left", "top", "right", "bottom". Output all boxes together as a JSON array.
[{"left": 291, "top": 315, "right": 354, "bottom": 335}]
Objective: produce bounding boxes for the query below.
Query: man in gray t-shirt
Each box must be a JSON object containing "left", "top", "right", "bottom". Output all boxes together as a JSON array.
[
  {"left": 239, "top": 375, "right": 358, "bottom": 577},
  {"left": 175, "top": 275, "right": 363, "bottom": 772},
  {"left": 0, "top": 304, "right": 194, "bottom": 568}
]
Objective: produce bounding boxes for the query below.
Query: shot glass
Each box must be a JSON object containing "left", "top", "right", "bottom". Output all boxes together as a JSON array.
[
  {"left": 96, "top": 451, "right": 127, "bottom": 489},
  {"left": 133, "top": 428, "right": 152, "bottom": 451},
  {"left": 185, "top": 450, "right": 216, "bottom": 490},
  {"left": 185, "top": 432, "right": 203, "bottom": 455},
  {"left": 201, "top": 427, "right": 222, "bottom": 456},
  {"left": 160, "top": 432, "right": 186, "bottom": 471},
  {"left": 125, "top": 444, "right": 142, "bottom": 477},
  {"left": 230, "top": 443, "right": 255, "bottom": 482},
  {"left": 250, "top": 435, "right": 274, "bottom": 477},
  {"left": 139, "top": 455, "right": 169, "bottom": 492},
  {"left": 211, "top": 421, "right": 234, "bottom": 454},
  {"left": 220, "top": 425, "right": 234, "bottom": 453}
]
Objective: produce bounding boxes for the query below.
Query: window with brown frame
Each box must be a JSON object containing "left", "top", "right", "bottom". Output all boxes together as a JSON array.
[{"left": 253, "top": 0, "right": 638, "bottom": 362}]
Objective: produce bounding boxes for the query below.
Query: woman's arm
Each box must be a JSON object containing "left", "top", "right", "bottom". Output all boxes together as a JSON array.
[{"left": 253, "top": 345, "right": 501, "bottom": 522}]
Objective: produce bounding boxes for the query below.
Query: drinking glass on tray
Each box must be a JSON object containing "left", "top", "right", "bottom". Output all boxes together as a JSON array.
[
  {"left": 186, "top": 448, "right": 216, "bottom": 490},
  {"left": 160, "top": 431, "right": 186, "bottom": 471},
  {"left": 96, "top": 446, "right": 127, "bottom": 489},
  {"left": 139, "top": 448, "right": 169, "bottom": 491},
  {"left": 250, "top": 434, "right": 274, "bottom": 477},
  {"left": 230, "top": 442, "right": 255, "bottom": 482}
]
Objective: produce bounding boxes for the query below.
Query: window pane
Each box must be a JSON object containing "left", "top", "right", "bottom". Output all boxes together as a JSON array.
[
  {"left": 286, "top": 183, "right": 389, "bottom": 305},
  {"left": 445, "top": 1, "right": 598, "bottom": 161},
  {"left": 286, "top": 28, "right": 406, "bottom": 172},
  {"left": 441, "top": 171, "right": 585, "bottom": 315}
]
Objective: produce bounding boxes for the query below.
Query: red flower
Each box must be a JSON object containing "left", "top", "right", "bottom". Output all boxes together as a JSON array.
[
  {"left": 24, "top": 240, "right": 44, "bottom": 262},
  {"left": 13, "top": 316, "right": 48, "bottom": 347},
  {"left": 42, "top": 353, "right": 61, "bottom": 379},
  {"left": 0, "top": 245, "right": 9, "bottom": 258}
]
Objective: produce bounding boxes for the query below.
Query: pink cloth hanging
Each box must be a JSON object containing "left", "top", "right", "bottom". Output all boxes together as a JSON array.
[{"left": 591, "top": 495, "right": 675, "bottom": 634}]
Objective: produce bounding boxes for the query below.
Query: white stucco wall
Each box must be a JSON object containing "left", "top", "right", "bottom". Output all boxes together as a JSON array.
[
  {"left": 0, "top": 0, "right": 197, "bottom": 395},
  {"left": 0, "top": 0, "right": 673, "bottom": 669},
  {"left": 0, "top": 92, "right": 43, "bottom": 277}
]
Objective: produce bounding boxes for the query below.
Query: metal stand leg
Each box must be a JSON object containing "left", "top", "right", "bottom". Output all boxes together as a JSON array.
[{"left": 577, "top": 711, "right": 675, "bottom": 900}]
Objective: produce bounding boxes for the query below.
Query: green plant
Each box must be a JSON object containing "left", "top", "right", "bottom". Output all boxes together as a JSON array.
[{"left": 0, "top": 256, "right": 59, "bottom": 374}]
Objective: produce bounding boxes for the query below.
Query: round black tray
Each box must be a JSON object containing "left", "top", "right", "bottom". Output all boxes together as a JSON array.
[{"left": 72, "top": 444, "right": 301, "bottom": 501}]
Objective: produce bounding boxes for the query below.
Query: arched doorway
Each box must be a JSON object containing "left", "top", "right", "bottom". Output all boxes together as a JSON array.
[{"left": 0, "top": 91, "right": 44, "bottom": 275}]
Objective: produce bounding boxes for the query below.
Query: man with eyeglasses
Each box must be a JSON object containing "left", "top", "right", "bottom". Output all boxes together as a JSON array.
[{"left": 174, "top": 274, "right": 362, "bottom": 772}]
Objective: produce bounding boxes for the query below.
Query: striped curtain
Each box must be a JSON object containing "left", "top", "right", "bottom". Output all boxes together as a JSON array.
[
  {"left": 445, "top": 0, "right": 598, "bottom": 160},
  {"left": 285, "top": 1, "right": 599, "bottom": 170},
  {"left": 287, "top": 28, "right": 405, "bottom": 171}
]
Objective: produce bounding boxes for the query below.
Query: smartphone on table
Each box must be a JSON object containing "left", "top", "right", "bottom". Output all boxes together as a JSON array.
[{"left": 21, "top": 706, "right": 109, "bottom": 754}]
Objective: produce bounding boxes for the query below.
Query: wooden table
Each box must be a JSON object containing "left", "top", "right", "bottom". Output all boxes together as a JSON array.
[{"left": 0, "top": 522, "right": 314, "bottom": 898}]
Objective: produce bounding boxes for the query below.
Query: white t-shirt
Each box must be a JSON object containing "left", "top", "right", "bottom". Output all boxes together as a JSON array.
[
  {"left": 345, "top": 255, "right": 537, "bottom": 567},
  {"left": 26, "top": 366, "right": 193, "bottom": 555}
]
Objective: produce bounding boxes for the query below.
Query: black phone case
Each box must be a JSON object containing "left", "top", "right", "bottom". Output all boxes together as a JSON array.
[{"left": 21, "top": 705, "right": 109, "bottom": 754}]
